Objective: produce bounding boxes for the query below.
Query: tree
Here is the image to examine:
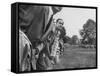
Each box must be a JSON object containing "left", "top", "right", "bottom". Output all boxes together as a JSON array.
[
  {"left": 71, "top": 35, "right": 79, "bottom": 45},
  {"left": 63, "top": 35, "right": 71, "bottom": 43},
  {"left": 79, "top": 19, "right": 96, "bottom": 45}
]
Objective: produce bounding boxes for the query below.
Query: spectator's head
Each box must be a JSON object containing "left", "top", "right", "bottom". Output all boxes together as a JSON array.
[{"left": 56, "top": 18, "right": 64, "bottom": 26}]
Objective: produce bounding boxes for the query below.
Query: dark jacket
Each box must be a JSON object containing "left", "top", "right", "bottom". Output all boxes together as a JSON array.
[{"left": 19, "top": 5, "right": 50, "bottom": 47}]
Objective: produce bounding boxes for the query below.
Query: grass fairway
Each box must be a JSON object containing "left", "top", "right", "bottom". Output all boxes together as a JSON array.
[{"left": 53, "top": 46, "right": 96, "bottom": 69}]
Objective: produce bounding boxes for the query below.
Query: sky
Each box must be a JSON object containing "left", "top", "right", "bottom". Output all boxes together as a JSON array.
[{"left": 53, "top": 7, "right": 96, "bottom": 39}]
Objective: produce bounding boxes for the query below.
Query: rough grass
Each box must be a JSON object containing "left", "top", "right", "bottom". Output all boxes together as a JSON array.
[{"left": 53, "top": 46, "right": 96, "bottom": 69}]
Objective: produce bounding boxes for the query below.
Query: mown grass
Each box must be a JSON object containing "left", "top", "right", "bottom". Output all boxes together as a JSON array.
[{"left": 53, "top": 46, "right": 96, "bottom": 69}]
